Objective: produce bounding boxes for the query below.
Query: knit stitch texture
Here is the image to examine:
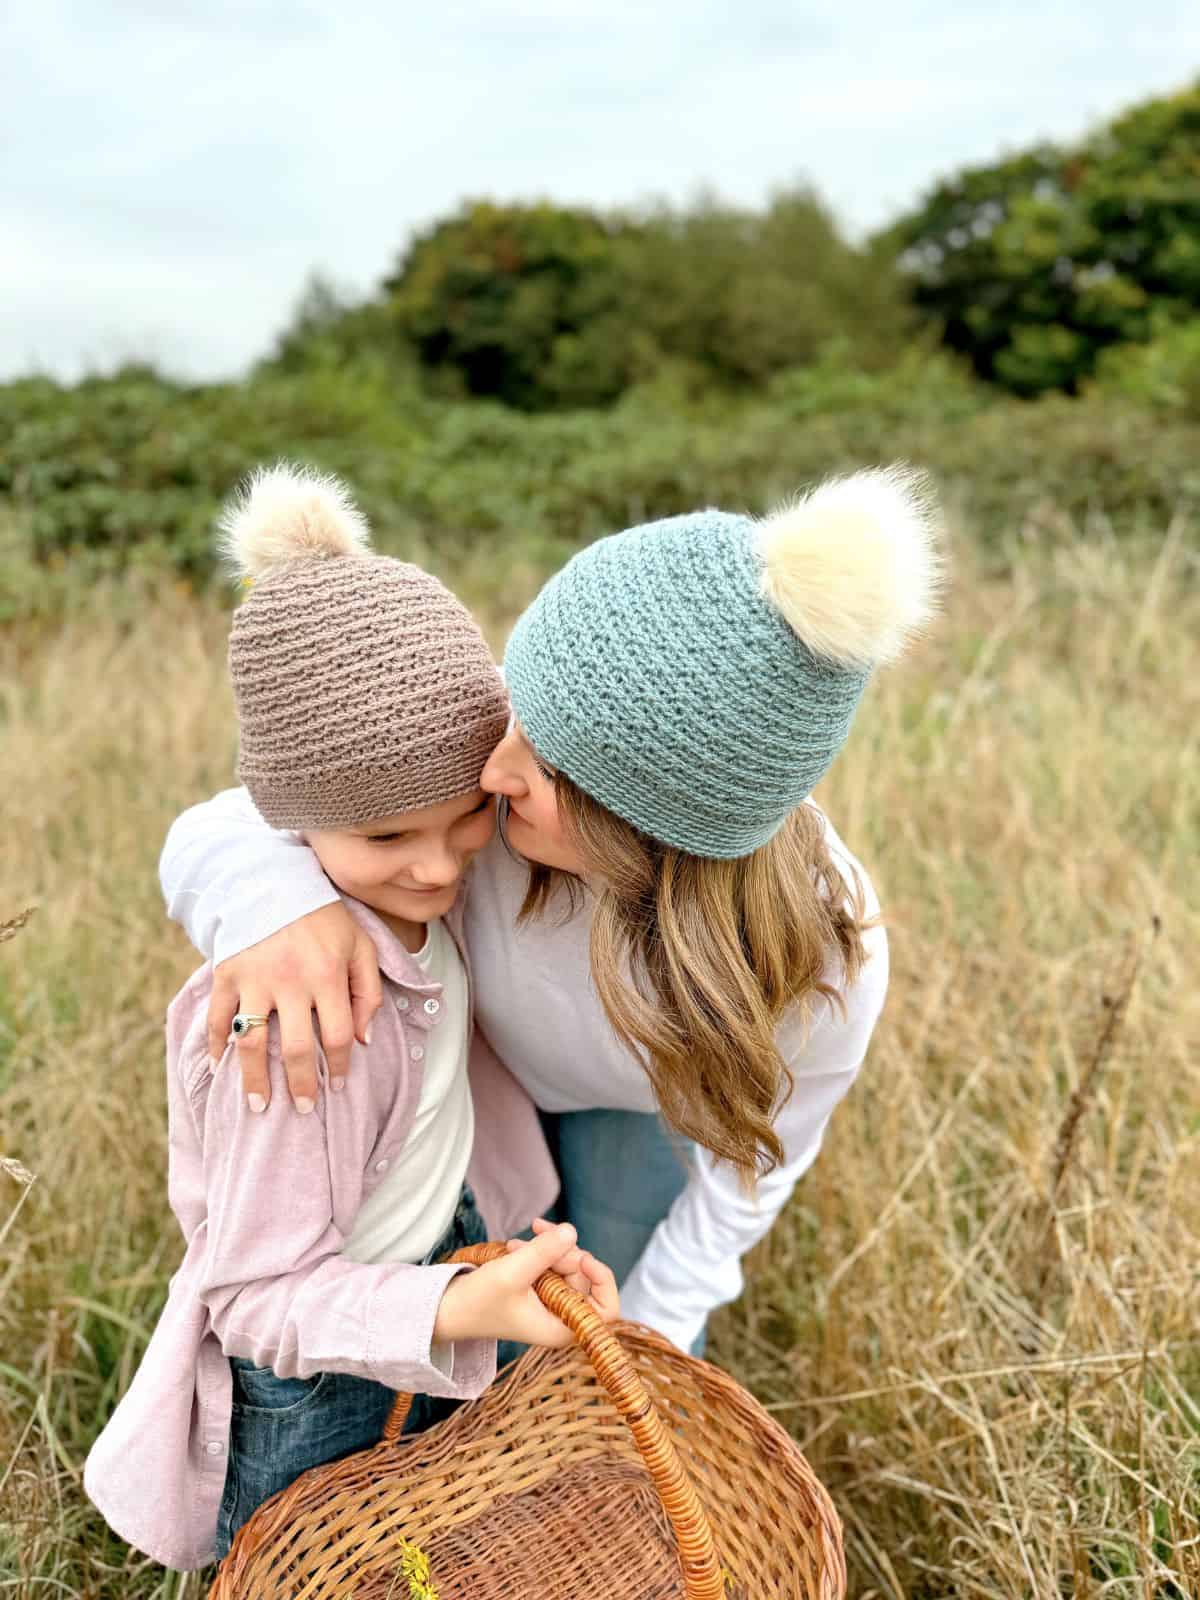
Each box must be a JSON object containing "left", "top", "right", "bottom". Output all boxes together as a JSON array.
[
  {"left": 504, "top": 510, "right": 869, "bottom": 858},
  {"left": 230, "top": 555, "right": 509, "bottom": 829}
]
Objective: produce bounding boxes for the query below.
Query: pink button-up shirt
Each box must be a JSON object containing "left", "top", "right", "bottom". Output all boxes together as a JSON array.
[{"left": 83, "top": 893, "right": 558, "bottom": 1571}]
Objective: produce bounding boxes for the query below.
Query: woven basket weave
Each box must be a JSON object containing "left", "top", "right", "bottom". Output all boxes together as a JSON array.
[{"left": 208, "top": 1242, "right": 845, "bottom": 1599}]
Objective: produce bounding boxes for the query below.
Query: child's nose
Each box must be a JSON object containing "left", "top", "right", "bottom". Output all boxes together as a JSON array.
[{"left": 411, "top": 851, "right": 460, "bottom": 887}]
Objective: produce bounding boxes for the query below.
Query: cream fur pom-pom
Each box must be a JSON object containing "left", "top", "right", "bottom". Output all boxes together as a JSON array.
[
  {"left": 218, "top": 462, "right": 372, "bottom": 582},
  {"left": 756, "top": 465, "right": 943, "bottom": 668}
]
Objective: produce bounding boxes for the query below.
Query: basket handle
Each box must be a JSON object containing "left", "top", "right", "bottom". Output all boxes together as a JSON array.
[{"left": 383, "top": 1241, "right": 726, "bottom": 1600}]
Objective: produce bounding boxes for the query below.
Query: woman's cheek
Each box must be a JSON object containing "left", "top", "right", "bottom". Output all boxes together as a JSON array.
[{"left": 535, "top": 787, "right": 566, "bottom": 841}]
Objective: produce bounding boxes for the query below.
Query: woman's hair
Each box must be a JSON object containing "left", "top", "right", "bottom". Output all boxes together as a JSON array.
[{"left": 512, "top": 775, "right": 874, "bottom": 1186}]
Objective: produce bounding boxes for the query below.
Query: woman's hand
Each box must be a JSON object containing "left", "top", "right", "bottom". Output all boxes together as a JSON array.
[
  {"left": 207, "top": 902, "right": 383, "bottom": 1113},
  {"left": 433, "top": 1222, "right": 620, "bottom": 1348}
]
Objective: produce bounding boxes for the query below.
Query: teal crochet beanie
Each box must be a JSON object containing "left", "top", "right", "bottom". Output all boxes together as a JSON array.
[{"left": 504, "top": 466, "right": 941, "bottom": 858}]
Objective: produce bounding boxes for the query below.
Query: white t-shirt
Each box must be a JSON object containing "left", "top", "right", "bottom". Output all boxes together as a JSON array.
[
  {"left": 462, "top": 818, "right": 887, "bottom": 1350},
  {"left": 341, "top": 917, "right": 474, "bottom": 1267},
  {"left": 160, "top": 791, "right": 888, "bottom": 1351}
]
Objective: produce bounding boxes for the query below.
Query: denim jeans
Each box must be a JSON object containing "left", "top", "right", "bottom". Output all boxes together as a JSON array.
[
  {"left": 538, "top": 1108, "right": 707, "bottom": 1357},
  {"left": 214, "top": 1185, "right": 487, "bottom": 1560}
]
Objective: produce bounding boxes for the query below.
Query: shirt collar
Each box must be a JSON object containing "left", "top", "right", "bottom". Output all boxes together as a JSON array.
[{"left": 339, "top": 891, "right": 463, "bottom": 993}]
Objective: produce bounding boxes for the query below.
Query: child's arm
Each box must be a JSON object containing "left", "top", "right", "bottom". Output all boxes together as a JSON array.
[
  {"left": 192, "top": 1036, "right": 617, "bottom": 1394},
  {"left": 195, "top": 1035, "right": 488, "bottom": 1397}
]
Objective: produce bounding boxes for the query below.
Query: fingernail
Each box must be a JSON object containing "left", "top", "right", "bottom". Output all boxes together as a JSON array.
[
  {"left": 331, "top": 1077, "right": 346, "bottom": 1094},
  {"left": 248, "top": 1093, "right": 266, "bottom": 1114},
  {"left": 295, "top": 1096, "right": 315, "bottom": 1115},
  {"left": 363, "top": 1023, "right": 373, "bottom": 1046}
]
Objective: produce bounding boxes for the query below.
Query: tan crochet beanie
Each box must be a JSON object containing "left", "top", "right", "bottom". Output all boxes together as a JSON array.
[{"left": 221, "top": 463, "right": 509, "bottom": 830}]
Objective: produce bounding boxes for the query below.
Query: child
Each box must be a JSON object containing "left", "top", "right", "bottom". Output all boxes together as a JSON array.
[{"left": 84, "top": 465, "right": 618, "bottom": 1571}]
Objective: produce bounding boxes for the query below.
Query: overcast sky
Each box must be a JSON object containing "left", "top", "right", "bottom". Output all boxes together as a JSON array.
[{"left": 3, "top": 2, "right": 1195, "bottom": 382}]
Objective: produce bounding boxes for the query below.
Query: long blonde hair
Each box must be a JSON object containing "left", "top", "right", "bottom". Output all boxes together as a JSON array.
[{"left": 514, "top": 777, "right": 874, "bottom": 1185}]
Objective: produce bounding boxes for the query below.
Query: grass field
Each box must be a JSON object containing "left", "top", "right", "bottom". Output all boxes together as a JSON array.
[{"left": 2, "top": 509, "right": 1198, "bottom": 1597}]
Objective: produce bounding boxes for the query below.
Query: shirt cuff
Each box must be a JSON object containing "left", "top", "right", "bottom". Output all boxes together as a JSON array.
[
  {"left": 429, "top": 1342, "right": 455, "bottom": 1379},
  {"left": 366, "top": 1263, "right": 495, "bottom": 1400}
]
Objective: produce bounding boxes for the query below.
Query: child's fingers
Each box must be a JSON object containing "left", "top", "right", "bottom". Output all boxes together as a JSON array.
[
  {"left": 545, "top": 1253, "right": 619, "bottom": 1317},
  {"left": 505, "top": 1220, "right": 558, "bottom": 1254},
  {"left": 505, "top": 1224, "right": 615, "bottom": 1335},
  {"left": 504, "top": 1236, "right": 585, "bottom": 1276},
  {"left": 526, "top": 1217, "right": 582, "bottom": 1272},
  {"left": 580, "top": 1251, "right": 620, "bottom": 1320},
  {"left": 549, "top": 1246, "right": 586, "bottom": 1276},
  {"left": 501, "top": 1223, "right": 578, "bottom": 1289},
  {"left": 529, "top": 1216, "right": 587, "bottom": 1271}
]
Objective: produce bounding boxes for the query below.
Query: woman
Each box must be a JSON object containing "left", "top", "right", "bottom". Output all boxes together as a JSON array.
[{"left": 161, "top": 465, "right": 941, "bottom": 1354}]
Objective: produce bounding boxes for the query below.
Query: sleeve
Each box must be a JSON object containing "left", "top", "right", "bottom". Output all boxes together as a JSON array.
[
  {"left": 160, "top": 786, "right": 340, "bottom": 966},
  {"left": 619, "top": 921, "right": 889, "bottom": 1353},
  {"left": 192, "top": 1037, "right": 495, "bottom": 1399}
]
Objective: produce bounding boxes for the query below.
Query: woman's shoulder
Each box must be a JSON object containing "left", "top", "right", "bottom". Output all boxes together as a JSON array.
[
  {"left": 467, "top": 830, "right": 527, "bottom": 899},
  {"left": 789, "top": 802, "right": 890, "bottom": 1046},
  {"left": 463, "top": 832, "right": 565, "bottom": 939},
  {"left": 804, "top": 800, "right": 883, "bottom": 922}
]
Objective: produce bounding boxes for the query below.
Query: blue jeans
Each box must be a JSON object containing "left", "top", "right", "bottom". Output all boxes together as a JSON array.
[
  {"left": 538, "top": 1108, "right": 706, "bottom": 1357},
  {"left": 214, "top": 1186, "right": 487, "bottom": 1560}
]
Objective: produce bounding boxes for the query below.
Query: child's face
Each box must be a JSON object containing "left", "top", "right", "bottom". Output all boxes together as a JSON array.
[{"left": 306, "top": 789, "right": 495, "bottom": 928}]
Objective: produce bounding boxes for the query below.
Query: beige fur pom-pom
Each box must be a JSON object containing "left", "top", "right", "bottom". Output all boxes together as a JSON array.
[
  {"left": 756, "top": 465, "right": 943, "bottom": 668},
  {"left": 218, "top": 462, "right": 372, "bottom": 583}
]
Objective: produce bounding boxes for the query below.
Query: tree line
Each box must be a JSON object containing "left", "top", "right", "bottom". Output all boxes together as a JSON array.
[{"left": 267, "top": 81, "right": 1199, "bottom": 409}]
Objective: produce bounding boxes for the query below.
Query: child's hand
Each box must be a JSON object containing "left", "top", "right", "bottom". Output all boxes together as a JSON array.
[
  {"left": 432, "top": 1221, "right": 620, "bottom": 1348},
  {"left": 503, "top": 1217, "right": 621, "bottom": 1337},
  {"left": 514, "top": 1215, "right": 618, "bottom": 1300}
]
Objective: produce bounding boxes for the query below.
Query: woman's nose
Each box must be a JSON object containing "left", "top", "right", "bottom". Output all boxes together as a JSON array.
[{"left": 480, "top": 731, "right": 523, "bottom": 795}]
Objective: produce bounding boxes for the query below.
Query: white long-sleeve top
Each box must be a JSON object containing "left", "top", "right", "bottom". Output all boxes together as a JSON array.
[{"left": 159, "top": 788, "right": 888, "bottom": 1352}]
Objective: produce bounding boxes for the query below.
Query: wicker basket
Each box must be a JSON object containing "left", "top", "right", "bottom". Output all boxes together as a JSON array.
[{"left": 208, "top": 1242, "right": 845, "bottom": 1599}]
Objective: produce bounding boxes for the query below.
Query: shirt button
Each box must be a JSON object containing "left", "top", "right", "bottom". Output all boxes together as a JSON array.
[
  {"left": 374, "top": 1158, "right": 389, "bottom": 1173},
  {"left": 423, "top": 998, "right": 440, "bottom": 1016},
  {"left": 410, "top": 1045, "right": 425, "bottom": 1062},
  {"left": 205, "top": 1440, "right": 224, "bottom": 1456},
  {"left": 396, "top": 996, "right": 410, "bottom": 1011}
]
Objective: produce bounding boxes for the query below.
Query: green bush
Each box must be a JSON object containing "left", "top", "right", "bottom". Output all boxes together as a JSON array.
[
  {"left": 887, "top": 80, "right": 1200, "bottom": 395},
  {"left": 610, "top": 190, "right": 915, "bottom": 390},
  {"left": 385, "top": 200, "right": 639, "bottom": 410},
  {"left": 265, "top": 89, "right": 1200, "bottom": 420},
  {"left": 0, "top": 365, "right": 432, "bottom": 582},
  {"left": 262, "top": 274, "right": 420, "bottom": 385},
  {"left": 286, "top": 190, "right": 916, "bottom": 413},
  {"left": 3, "top": 352, "right": 1197, "bottom": 622},
  {"left": 1089, "top": 316, "right": 1200, "bottom": 416},
  {"left": 765, "top": 342, "right": 989, "bottom": 424}
]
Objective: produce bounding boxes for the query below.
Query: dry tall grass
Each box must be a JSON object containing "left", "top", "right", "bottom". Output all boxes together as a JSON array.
[{"left": 2, "top": 519, "right": 1197, "bottom": 1598}]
